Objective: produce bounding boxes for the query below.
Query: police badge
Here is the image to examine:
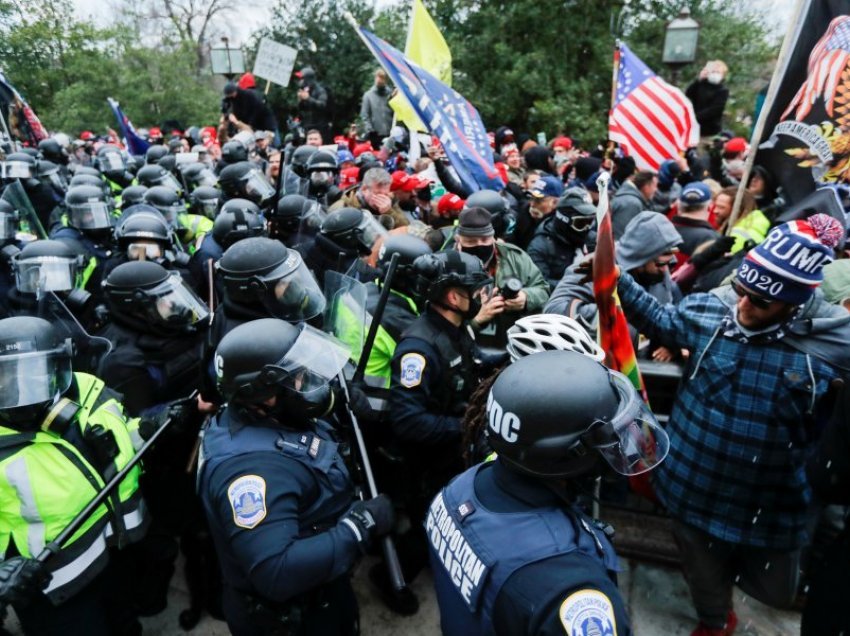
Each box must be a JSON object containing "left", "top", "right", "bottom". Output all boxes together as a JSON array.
[{"left": 228, "top": 475, "right": 267, "bottom": 529}]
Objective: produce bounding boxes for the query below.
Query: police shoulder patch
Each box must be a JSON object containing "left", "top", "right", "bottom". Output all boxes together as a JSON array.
[
  {"left": 228, "top": 475, "right": 267, "bottom": 530},
  {"left": 399, "top": 353, "right": 426, "bottom": 388},
  {"left": 559, "top": 589, "right": 617, "bottom": 636}
]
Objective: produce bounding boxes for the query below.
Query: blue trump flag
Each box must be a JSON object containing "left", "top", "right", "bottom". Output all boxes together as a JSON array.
[
  {"left": 356, "top": 27, "right": 503, "bottom": 193},
  {"left": 107, "top": 97, "right": 150, "bottom": 157}
]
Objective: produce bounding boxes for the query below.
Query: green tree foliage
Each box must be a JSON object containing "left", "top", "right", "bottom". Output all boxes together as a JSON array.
[
  {"left": 0, "top": 0, "right": 219, "bottom": 134},
  {"left": 255, "top": 0, "right": 405, "bottom": 135},
  {"left": 0, "top": 0, "right": 776, "bottom": 144}
]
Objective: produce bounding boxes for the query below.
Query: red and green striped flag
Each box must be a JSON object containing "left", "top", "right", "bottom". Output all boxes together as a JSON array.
[{"left": 592, "top": 171, "right": 647, "bottom": 401}]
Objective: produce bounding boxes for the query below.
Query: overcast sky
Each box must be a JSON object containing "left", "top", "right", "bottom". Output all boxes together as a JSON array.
[{"left": 72, "top": 0, "right": 797, "bottom": 47}]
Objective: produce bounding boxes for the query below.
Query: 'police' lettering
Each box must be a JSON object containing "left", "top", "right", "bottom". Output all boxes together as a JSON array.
[
  {"left": 425, "top": 493, "right": 488, "bottom": 608},
  {"left": 486, "top": 392, "right": 521, "bottom": 443}
]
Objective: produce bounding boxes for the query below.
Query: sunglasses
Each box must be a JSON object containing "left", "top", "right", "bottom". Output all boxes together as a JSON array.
[
  {"left": 653, "top": 255, "right": 678, "bottom": 268},
  {"left": 732, "top": 281, "right": 775, "bottom": 310}
]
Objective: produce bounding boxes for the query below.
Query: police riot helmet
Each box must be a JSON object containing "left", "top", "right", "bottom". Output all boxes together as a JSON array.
[
  {"left": 36, "top": 159, "right": 67, "bottom": 192},
  {"left": 104, "top": 260, "right": 209, "bottom": 335},
  {"left": 2, "top": 153, "right": 36, "bottom": 180},
  {"left": 0, "top": 199, "right": 19, "bottom": 242},
  {"left": 72, "top": 166, "right": 102, "bottom": 178},
  {"left": 412, "top": 249, "right": 492, "bottom": 303},
  {"left": 218, "top": 237, "right": 325, "bottom": 321},
  {"left": 189, "top": 185, "right": 221, "bottom": 219},
  {"left": 143, "top": 185, "right": 184, "bottom": 225},
  {"left": 69, "top": 174, "right": 106, "bottom": 192},
  {"left": 306, "top": 150, "right": 338, "bottom": 173},
  {"left": 114, "top": 206, "right": 173, "bottom": 260},
  {"left": 221, "top": 140, "right": 249, "bottom": 165},
  {"left": 214, "top": 318, "right": 348, "bottom": 421},
  {"left": 38, "top": 138, "right": 69, "bottom": 165},
  {"left": 273, "top": 194, "right": 309, "bottom": 226},
  {"left": 181, "top": 162, "right": 218, "bottom": 190},
  {"left": 465, "top": 189, "right": 508, "bottom": 215},
  {"left": 486, "top": 350, "right": 669, "bottom": 479},
  {"left": 65, "top": 185, "right": 113, "bottom": 232},
  {"left": 218, "top": 161, "right": 275, "bottom": 205},
  {"left": 145, "top": 145, "right": 169, "bottom": 164},
  {"left": 157, "top": 154, "right": 177, "bottom": 173},
  {"left": 377, "top": 234, "right": 432, "bottom": 295},
  {"left": 12, "top": 239, "right": 82, "bottom": 295},
  {"left": 94, "top": 144, "right": 126, "bottom": 175},
  {"left": 0, "top": 317, "right": 74, "bottom": 426},
  {"left": 291, "top": 145, "right": 318, "bottom": 178},
  {"left": 506, "top": 314, "right": 605, "bottom": 363},
  {"left": 320, "top": 207, "right": 387, "bottom": 256},
  {"left": 213, "top": 201, "right": 266, "bottom": 249},
  {"left": 120, "top": 185, "right": 149, "bottom": 210},
  {"left": 136, "top": 163, "right": 183, "bottom": 195}
]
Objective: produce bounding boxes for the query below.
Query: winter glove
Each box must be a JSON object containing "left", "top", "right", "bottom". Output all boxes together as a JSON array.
[
  {"left": 139, "top": 399, "right": 197, "bottom": 441},
  {"left": 347, "top": 382, "right": 374, "bottom": 422},
  {"left": 0, "top": 557, "right": 51, "bottom": 606},
  {"left": 341, "top": 494, "right": 395, "bottom": 547}
]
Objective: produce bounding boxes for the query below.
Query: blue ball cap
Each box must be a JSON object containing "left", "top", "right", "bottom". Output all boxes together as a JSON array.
[{"left": 679, "top": 181, "right": 712, "bottom": 205}]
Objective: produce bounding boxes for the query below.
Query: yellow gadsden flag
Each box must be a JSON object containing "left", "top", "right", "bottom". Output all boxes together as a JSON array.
[{"left": 388, "top": 0, "right": 452, "bottom": 132}]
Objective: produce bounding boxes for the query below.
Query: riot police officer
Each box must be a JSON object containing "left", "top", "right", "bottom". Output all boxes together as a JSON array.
[
  {"left": 427, "top": 350, "right": 670, "bottom": 635},
  {"left": 305, "top": 149, "right": 342, "bottom": 208},
  {"left": 269, "top": 193, "right": 325, "bottom": 251},
  {"left": 136, "top": 163, "right": 183, "bottom": 195},
  {"left": 190, "top": 198, "right": 266, "bottom": 301},
  {"left": 97, "top": 260, "right": 212, "bottom": 616},
  {"left": 188, "top": 184, "right": 221, "bottom": 219},
  {"left": 198, "top": 318, "right": 395, "bottom": 635},
  {"left": 282, "top": 144, "right": 318, "bottom": 196},
  {"left": 302, "top": 207, "right": 385, "bottom": 286},
  {"left": 0, "top": 316, "right": 148, "bottom": 635},
  {"left": 385, "top": 249, "right": 492, "bottom": 591},
  {"left": 144, "top": 185, "right": 213, "bottom": 251},
  {"left": 218, "top": 161, "right": 275, "bottom": 208}
]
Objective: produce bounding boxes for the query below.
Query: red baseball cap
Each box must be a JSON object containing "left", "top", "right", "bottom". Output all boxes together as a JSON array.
[
  {"left": 80, "top": 130, "right": 94, "bottom": 141},
  {"left": 552, "top": 136, "right": 573, "bottom": 151},
  {"left": 353, "top": 142, "right": 374, "bottom": 158},
  {"left": 391, "top": 170, "right": 430, "bottom": 192},
  {"left": 724, "top": 137, "right": 747, "bottom": 154},
  {"left": 149, "top": 127, "right": 162, "bottom": 138},
  {"left": 340, "top": 166, "right": 360, "bottom": 189},
  {"left": 437, "top": 193, "right": 465, "bottom": 217}
]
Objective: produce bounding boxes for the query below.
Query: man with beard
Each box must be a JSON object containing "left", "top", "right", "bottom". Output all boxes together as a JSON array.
[
  {"left": 545, "top": 211, "right": 683, "bottom": 362},
  {"left": 360, "top": 69, "right": 394, "bottom": 150}
]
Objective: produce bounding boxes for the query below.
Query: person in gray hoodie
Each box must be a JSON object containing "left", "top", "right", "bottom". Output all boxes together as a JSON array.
[
  {"left": 544, "top": 211, "right": 683, "bottom": 359},
  {"left": 360, "top": 68, "right": 394, "bottom": 149},
  {"left": 611, "top": 170, "right": 658, "bottom": 239}
]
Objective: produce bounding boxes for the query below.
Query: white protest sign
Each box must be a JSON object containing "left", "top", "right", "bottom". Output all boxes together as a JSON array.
[{"left": 252, "top": 39, "right": 298, "bottom": 88}]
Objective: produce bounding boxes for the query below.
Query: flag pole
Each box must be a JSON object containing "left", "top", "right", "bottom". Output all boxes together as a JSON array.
[
  {"left": 725, "top": 0, "right": 811, "bottom": 235},
  {"left": 606, "top": 40, "right": 621, "bottom": 163}
]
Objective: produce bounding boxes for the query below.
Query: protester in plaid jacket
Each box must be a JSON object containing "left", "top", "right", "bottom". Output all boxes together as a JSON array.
[{"left": 614, "top": 215, "right": 850, "bottom": 635}]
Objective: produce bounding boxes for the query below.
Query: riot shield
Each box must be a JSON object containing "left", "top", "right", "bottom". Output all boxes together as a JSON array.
[
  {"left": 323, "top": 270, "right": 370, "bottom": 368},
  {"left": 38, "top": 291, "right": 113, "bottom": 374},
  {"left": 2, "top": 179, "right": 46, "bottom": 239},
  {"left": 282, "top": 166, "right": 309, "bottom": 197}
]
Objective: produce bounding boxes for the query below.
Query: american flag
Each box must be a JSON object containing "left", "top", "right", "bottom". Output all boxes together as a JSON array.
[
  {"left": 608, "top": 43, "right": 699, "bottom": 172},
  {"left": 781, "top": 15, "right": 850, "bottom": 121}
]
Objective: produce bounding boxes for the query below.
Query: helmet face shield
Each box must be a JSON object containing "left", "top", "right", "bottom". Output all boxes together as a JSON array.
[
  {"left": 144, "top": 273, "right": 210, "bottom": 328},
  {"left": 261, "top": 257, "right": 326, "bottom": 321},
  {"left": 127, "top": 242, "right": 164, "bottom": 261},
  {"left": 2, "top": 161, "right": 34, "bottom": 180},
  {"left": 153, "top": 202, "right": 184, "bottom": 225},
  {"left": 0, "top": 211, "right": 18, "bottom": 241},
  {"left": 356, "top": 212, "right": 388, "bottom": 251},
  {"left": 68, "top": 200, "right": 113, "bottom": 230},
  {"left": 100, "top": 152, "right": 125, "bottom": 172},
  {"left": 590, "top": 371, "right": 669, "bottom": 476},
  {"left": 260, "top": 326, "right": 349, "bottom": 397},
  {"left": 15, "top": 256, "right": 78, "bottom": 295},
  {"left": 194, "top": 196, "right": 219, "bottom": 219},
  {"left": 156, "top": 172, "right": 184, "bottom": 197},
  {"left": 194, "top": 169, "right": 218, "bottom": 189},
  {"left": 0, "top": 346, "right": 72, "bottom": 409},
  {"left": 244, "top": 169, "right": 275, "bottom": 204}
]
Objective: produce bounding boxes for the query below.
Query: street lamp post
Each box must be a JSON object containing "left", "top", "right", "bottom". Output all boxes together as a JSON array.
[{"left": 662, "top": 7, "right": 700, "bottom": 86}]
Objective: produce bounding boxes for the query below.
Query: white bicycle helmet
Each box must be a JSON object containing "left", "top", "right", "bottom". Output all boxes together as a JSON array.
[{"left": 506, "top": 314, "right": 605, "bottom": 363}]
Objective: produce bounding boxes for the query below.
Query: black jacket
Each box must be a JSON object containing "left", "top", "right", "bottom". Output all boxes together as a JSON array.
[
  {"left": 226, "top": 88, "right": 277, "bottom": 132},
  {"left": 526, "top": 217, "right": 585, "bottom": 289},
  {"left": 685, "top": 79, "right": 728, "bottom": 137}
]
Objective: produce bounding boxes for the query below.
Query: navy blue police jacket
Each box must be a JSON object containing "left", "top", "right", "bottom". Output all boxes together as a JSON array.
[
  {"left": 427, "top": 460, "right": 632, "bottom": 636},
  {"left": 197, "top": 407, "right": 361, "bottom": 612}
]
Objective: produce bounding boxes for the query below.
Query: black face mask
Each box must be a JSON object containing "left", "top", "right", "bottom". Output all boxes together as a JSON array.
[
  {"left": 632, "top": 270, "right": 665, "bottom": 286},
  {"left": 460, "top": 244, "right": 495, "bottom": 268},
  {"left": 265, "top": 384, "right": 335, "bottom": 424}
]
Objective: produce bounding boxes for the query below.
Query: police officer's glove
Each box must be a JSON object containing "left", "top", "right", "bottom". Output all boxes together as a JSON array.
[
  {"left": 139, "top": 400, "right": 197, "bottom": 441},
  {"left": 342, "top": 494, "right": 395, "bottom": 548},
  {"left": 347, "top": 382, "right": 374, "bottom": 421},
  {"left": 0, "top": 557, "right": 51, "bottom": 606}
]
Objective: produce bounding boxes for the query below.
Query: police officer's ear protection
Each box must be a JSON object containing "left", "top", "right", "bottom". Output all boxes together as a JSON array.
[{"left": 235, "top": 363, "right": 292, "bottom": 402}]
